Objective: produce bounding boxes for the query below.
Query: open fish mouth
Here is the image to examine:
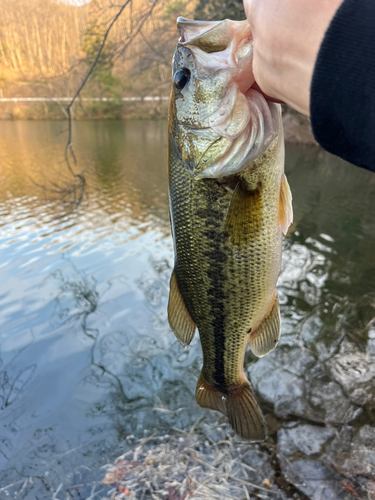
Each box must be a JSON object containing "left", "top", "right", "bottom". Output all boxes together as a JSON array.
[{"left": 173, "top": 17, "right": 281, "bottom": 180}]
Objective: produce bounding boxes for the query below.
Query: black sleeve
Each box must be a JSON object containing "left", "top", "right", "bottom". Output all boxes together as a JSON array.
[{"left": 310, "top": 0, "right": 375, "bottom": 173}]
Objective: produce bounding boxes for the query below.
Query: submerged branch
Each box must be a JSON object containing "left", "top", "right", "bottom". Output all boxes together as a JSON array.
[
  {"left": 63, "top": 0, "right": 133, "bottom": 207},
  {"left": 28, "top": 0, "right": 161, "bottom": 209}
]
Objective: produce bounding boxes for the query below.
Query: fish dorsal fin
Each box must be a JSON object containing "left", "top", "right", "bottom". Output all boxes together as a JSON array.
[
  {"left": 279, "top": 173, "right": 293, "bottom": 235},
  {"left": 196, "top": 373, "right": 266, "bottom": 441},
  {"left": 249, "top": 293, "right": 281, "bottom": 357},
  {"left": 167, "top": 270, "right": 196, "bottom": 347},
  {"left": 225, "top": 179, "right": 263, "bottom": 247}
]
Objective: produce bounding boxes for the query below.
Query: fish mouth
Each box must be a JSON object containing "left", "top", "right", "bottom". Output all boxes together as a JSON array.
[{"left": 173, "top": 18, "right": 281, "bottom": 179}]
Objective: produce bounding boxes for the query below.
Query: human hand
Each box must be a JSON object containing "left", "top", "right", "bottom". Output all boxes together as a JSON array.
[{"left": 244, "top": 0, "right": 343, "bottom": 116}]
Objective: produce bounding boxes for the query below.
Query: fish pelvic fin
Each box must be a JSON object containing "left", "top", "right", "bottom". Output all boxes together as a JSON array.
[
  {"left": 196, "top": 373, "right": 267, "bottom": 441},
  {"left": 279, "top": 173, "right": 293, "bottom": 235},
  {"left": 249, "top": 293, "right": 281, "bottom": 357},
  {"left": 168, "top": 270, "right": 196, "bottom": 348}
]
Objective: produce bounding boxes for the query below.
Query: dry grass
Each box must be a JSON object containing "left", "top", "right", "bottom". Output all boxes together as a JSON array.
[{"left": 100, "top": 426, "right": 285, "bottom": 500}]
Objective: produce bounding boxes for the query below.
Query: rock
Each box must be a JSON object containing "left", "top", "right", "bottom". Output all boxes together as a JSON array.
[
  {"left": 329, "top": 425, "right": 375, "bottom": 477},
  {"left": 278, "top": 424, "right": 335, "bottom": 457},
  {"left": 307, "top": 364, "right": 355, "bottom": 424},
  {"left": 278, "top": 457, "right": 344, "bottom": 500},
  {"left": 357, "top": 425, "right": 375, "bottom": 448},
  {"left": 249, "top": 346, "right": 354, "bottom": 423},
  {"left": 248, "top": 347, "right": 315, "bottom": 419},
  {"left": 367, "top": 480, "right": 375, "bottom": 500},
  {"left": 366, "top": 326, "right": 375, "bottom": 360},
  {"left": 277, "top": 423, "right": 375, "bottom": 499},
  {"left": 241, "top": 449, "right": 275, "bottom": 482},
  {"left": 326, "top": 347, "right": 375, "bottom": 408}
]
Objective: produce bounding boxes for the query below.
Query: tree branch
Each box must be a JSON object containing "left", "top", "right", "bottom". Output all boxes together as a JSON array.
[
  {"left": 65, "top": 0, "right": 132, "bottom": 164},
  {"left": 55, "top": 0, "right": 161, "bottom": 209},
  {"left": 113, "top": 0, "right": 159, "bottom": 62}
]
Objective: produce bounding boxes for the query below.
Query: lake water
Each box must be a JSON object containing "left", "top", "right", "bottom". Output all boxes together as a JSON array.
[{"left": 0, "top": 120, "right": 374, "bottom": 499}]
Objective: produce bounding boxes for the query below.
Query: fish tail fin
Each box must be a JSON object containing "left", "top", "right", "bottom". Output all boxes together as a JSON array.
[
  {"left": 226, "top": 380, "right": 267, "bottom": 441},
  {"left": 196, "top": 373, "right": 266, "bottom": 441}
]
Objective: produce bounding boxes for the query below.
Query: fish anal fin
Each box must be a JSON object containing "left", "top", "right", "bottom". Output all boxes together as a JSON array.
[
  {"left": 279, "top": 173, "right": 293, "bottom": 235},
  {"left": 226, "top": 380, "right": 267, "bottom": 442},
  {"left": 196, "top": 373, "right": 227, "bottom": 415},
  {"left": 168, "top": 270, "right": 196, "bottom": 348},
  {"left": 250, "top": 293, "right": 281, "bottom": 358},
  {"left": 196, "top": 373, "right": 267, "bottom": 442},
  {"left": 225, "top": 179, "right": 263, "bottom": 247}
]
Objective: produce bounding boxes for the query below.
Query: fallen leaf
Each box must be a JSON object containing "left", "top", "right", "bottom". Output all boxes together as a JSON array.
[
  {"left": 262, "top": 478, "right": 272, "bottom": 488},
  {"left": 118, "top": 484, "right": 131, "bottom": 496},
  {"left": 102, "top": 473, "right": 117, "bottom": 485},
  {"left": 342, "top": 481, "right": 359, "bottom": 497}
]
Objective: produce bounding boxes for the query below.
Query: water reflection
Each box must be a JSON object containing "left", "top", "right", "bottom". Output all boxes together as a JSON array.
[
  {"left": 0, "top": 344, "right": 36, "bottom": 412},
  {"left": 0, "top": 122, "right": 374, "bottom": 499},
  {"left": 0, "top": 121, "right": 170, "bottom": 253}
]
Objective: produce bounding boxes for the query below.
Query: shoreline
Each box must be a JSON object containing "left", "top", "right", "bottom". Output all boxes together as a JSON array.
[
  {"left": 0, "top": 101, "right": 317, "bottom": 145},
  {"left": 98, "top": 415, "right": 374, "bottom": 500}
]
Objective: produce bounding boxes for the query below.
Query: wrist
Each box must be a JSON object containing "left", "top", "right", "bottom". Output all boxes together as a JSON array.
[{"left": 247, "top": 0, "right": 344, "bottom": 117}]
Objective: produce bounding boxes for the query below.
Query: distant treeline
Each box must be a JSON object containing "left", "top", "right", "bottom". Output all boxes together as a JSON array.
[
  {"left": 0, "top": 0, "right": 245, "bottom": 118},
  {"left": 0, "top": 0, "right": 88, "bottom": 80},
  {"left": 0, "top": 0, "right": 194, "bottom": 99}
]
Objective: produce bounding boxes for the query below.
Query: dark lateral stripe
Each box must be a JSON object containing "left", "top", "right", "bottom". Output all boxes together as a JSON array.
[{"left": 202, "top": 210, "right": 227, "bottom": 391}]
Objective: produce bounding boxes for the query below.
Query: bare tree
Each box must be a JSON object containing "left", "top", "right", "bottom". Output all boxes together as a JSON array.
[
  {"left": 54, "top": 0, "right": 164, "bottom": 208},
  {"left": 0, "top": 0, "right": 194, "bottom": 207}
]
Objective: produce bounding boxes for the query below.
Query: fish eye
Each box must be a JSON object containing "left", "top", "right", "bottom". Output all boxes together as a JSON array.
[{"left": 174, "top": 68, "right": 190, "bottom": 90}]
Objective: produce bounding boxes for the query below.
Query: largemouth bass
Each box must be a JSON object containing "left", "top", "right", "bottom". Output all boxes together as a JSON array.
[{"left": 167, "top": 17, "right": 293, "bottom": 441}]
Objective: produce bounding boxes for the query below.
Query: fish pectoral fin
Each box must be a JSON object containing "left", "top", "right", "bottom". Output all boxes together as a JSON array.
[
  {"left": 249, "top": 293, "right": 281, "bottom": 358},
  {"left": 167, "top": 270, "right": 196, "bottom": 348},
  {"left": 196, "top": 373, "right": 267, "bottom": 442},
  {"left": 279, "top": 173, "right": 293, "bottom": 235}
]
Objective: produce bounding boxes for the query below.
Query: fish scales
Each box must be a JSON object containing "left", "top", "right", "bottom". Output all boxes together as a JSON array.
[
  {"left": 167, "top": 17, "right": 293, "bottom": 440},
  {"left": 170, "top": 130, "right": 283, "bottom": 385}
]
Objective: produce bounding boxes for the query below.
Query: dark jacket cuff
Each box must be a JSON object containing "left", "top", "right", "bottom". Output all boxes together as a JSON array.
[{"left": 310, "top": 0, "right": 375, "bottom": 172}]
